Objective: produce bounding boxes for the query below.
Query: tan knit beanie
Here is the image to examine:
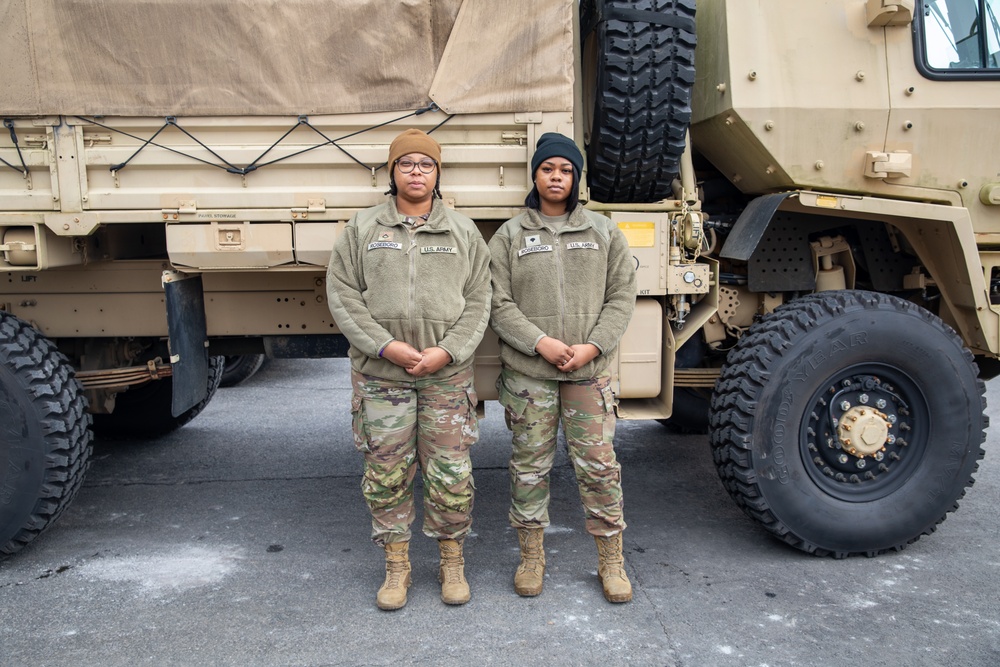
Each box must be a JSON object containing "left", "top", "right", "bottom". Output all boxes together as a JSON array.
[{"left": 388, "top": 129, "right": 442, "bottom": 167}]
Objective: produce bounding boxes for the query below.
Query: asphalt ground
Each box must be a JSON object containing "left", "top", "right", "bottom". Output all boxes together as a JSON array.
[{"left": 1, "top": 358, "right": 998, "bottom": 666}]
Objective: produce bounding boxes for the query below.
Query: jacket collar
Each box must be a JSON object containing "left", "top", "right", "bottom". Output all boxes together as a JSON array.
[
  {"left": 377, "top": 197, "right": 449, "bottom": 230},
  {"left": 521, "top": 204, "right": 591, "bottom": 233}
]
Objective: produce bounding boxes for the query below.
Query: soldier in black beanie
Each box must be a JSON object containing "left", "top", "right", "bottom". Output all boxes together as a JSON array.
[{"left": 488, "top": 132, "right": 637, "bottom": 604}]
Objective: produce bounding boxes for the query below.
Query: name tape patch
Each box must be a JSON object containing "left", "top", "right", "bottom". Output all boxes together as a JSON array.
[
  {"left": 518, "top": 245, "right": 553, "bottom": 257},
  {"left": 420, "top": 246, "right": 457, "bottom": 254},
  {"left": 566, "top": 241, "right": 599, "bottom": 250},
  {"left": 368, "top": 241, "right": 403, "bottom": 251}
]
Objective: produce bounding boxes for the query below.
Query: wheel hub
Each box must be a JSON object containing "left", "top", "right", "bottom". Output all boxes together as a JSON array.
[
  {"left": 805, "top": 373, "right": 916, "bottom": 493},
  {"left": 837, "top": 406, "right": 891, "bottom": 456}
]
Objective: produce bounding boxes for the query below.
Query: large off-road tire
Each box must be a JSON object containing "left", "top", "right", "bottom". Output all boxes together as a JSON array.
[
  {"left": 92, "top": 355, "right": 224, "bottom": 438},
  {"left": 1, "top": 312, "right": 92, "bottom": 556},
  {"left": 709, "top": 291, "right": 987, "bottom": 557},
  {"left": 219, "top": 354, "right": 267, "bottom": 388},
  {"left": 582, "top": 0, "right": 697, "bottom": 203}
]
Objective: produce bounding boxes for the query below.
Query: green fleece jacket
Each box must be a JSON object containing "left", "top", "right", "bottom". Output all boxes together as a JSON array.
[
  {"left": 488, "top": 205, "right": 637, "bottom": 381},
  {"left": 326, "top": 197, "right": 492, "bottom": 382}
]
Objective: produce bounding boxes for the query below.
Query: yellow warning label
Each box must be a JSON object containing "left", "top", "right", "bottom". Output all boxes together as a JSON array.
[{"left": 617, "top": 222, "right": 656, "bottom": 248}]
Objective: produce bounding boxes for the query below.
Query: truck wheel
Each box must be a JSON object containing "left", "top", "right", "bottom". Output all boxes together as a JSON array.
[
  {"left": 581, "top": 0, "right": 697, "bottom": 203},
  {"left": 92, "top": 355, "right": 224, "bottom": 438},
  {"left": 219, "top": 354, "right": 267, "bottom": 388},
  {"left": 709, "top": 291, "right": 987, "bottom": 557},
  {"left": 1, "top": 312, "right": 92, "bottom": 556}
]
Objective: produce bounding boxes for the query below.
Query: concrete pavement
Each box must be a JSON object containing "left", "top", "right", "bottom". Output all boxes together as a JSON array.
[{"left": 1, "top": 358, "right": 998, "bottom": 666}]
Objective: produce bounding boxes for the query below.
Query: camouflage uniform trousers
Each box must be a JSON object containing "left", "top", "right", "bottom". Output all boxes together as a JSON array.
[
  {"left": 350, "top": 366, "right": 478, "bottom": 547},
  {"left": 497, "top": 366, "right": 626, "bottom": 537}
]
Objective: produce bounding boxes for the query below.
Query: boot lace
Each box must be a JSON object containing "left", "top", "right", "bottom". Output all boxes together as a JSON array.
[
  {"left": 440, "top": 543, "right": 466, "bottom": 583},
  {"left": 597, "top": 535, "right": 627, "bottom": 578},
  {"left": 384, "top": 551, "right": 408, "bottom": 588},
  {"left": 518, "top": 531, "right": 545, "bottom": 573}
]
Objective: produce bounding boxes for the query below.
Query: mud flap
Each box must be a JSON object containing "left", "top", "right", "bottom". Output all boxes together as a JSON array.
[
  {"left": 719, "top": 192, "right": 795, "bottom": 261},
  {"left": 162, "top": 271, "right": 209, "bottom": 417}
]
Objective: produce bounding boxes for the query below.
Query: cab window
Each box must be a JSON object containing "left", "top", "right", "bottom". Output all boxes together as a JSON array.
[{"left": 918, "top": 0, "right": 1000, "bottom": 76}]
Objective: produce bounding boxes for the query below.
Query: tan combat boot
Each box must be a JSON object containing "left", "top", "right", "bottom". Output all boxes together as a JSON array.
[
  {"left": 376, "top": 541, "right": 412, "bottom": 611},
  {"left": 594, "top": 533, "right": 632, "bottom": 603},
  {"left": 438, "top": 538, "right": 471, "bottom": 605},
  {"left": 514, "top": 527, "right": 545, "bottom": 597}
]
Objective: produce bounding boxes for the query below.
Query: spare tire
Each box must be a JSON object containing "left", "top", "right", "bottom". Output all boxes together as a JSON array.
[{"left": 582, "top": 0, "right": 697, "bottom": 203}]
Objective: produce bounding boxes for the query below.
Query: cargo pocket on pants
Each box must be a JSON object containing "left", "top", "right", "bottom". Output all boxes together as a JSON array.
[
  {"left": 350, "top": 393, "right": 372, "bottom": 453},
  {"left": 497, "top": 372, "right": 529, "bottom": 431},
  {"left": 461, "top": 385, "right": 480, "bottom": 447},
  {"left": 599, "top": 381, "right": 618, "bottom": 442}
]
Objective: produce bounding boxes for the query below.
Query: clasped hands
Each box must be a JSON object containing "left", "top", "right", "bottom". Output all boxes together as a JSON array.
[
  {"left": 536, "top": 336, "right": 599, "bottom": 373},
  {"left": 381, "top": 341, "right": 452, "bottom": 376}
]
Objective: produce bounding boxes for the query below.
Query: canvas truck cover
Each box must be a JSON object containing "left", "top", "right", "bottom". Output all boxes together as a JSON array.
[{"left": 0, "top": 0, "right": 574, "bottom": 117}]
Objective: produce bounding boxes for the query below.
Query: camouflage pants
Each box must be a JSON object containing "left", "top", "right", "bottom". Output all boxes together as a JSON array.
[
  {"left": 350, "top": 367, "right": 478, "bottom": 546},
  {"left": 497, "top": 367, "right": 626, "bottom": 537}
]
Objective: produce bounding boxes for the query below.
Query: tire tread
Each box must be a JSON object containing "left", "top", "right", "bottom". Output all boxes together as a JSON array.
[
  {"left": 1, "top": 312, "right": 92, "bottom": 556},
  {"left": 585, "top": 0, "right": 697, "bottom": 203},
  {"left": 708, "top": 291, "right": 988, "bottom": 558}
]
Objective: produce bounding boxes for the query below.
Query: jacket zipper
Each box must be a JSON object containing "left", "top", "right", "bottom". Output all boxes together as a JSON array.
[
  {"left": 407, "top": 226, "right": 418, "bottom": 346},
  {"left": 553, "top": 228, "right": 567, "bottom": 342},
  {"left": 405, "top": 225, "right": 449, "bottom": 349}
]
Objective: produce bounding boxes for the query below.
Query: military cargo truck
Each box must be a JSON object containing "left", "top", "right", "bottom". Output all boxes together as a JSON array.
[{"left": 2, "top": 0, "right": 998, "bottom": 558}]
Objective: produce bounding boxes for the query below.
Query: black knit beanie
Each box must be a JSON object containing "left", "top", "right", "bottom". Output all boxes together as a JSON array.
[{"left": 530, "top": 132, "right": 584, "bottom": 175}]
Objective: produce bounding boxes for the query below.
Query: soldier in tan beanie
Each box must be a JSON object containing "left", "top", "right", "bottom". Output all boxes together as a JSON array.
[
  {"left": 326, "top": 128, "right": 491, "bottom": 610},
  {"left": 388, "top": 128, "right": 442, "bottom": 171}
]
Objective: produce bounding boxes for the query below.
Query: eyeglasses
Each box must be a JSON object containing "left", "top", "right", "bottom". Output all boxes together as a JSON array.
[{"left": 395, "top": 158, "right": 437, "bottom": 174}]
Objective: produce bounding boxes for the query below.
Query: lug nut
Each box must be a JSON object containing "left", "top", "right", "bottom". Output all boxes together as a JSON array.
[
  {"left": 839, "top": 454, "right": 849, "bottom": 464},
  {"left": 841, "top": 401, "right": 851, "bottom": 411},
  {"left": 859, "top": 394, "right": 869, "bottom": 404},
  {"left": 876, "top": 399, "right": 887, "bottom": 409}
]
